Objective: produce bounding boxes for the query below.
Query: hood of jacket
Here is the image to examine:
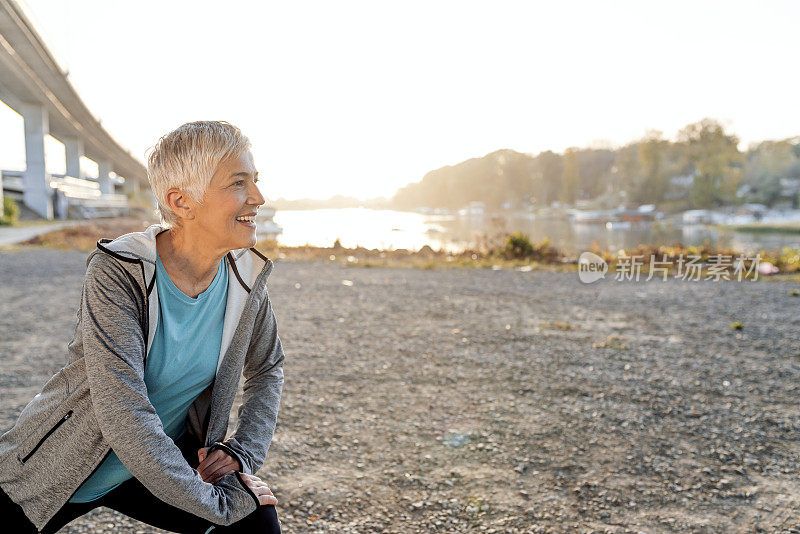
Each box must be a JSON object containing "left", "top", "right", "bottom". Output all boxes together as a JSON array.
[{"left": 89, "top": 223, "right": 273, "bottom": 376}]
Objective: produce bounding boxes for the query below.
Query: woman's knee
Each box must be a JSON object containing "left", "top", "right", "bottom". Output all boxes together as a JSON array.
[{"left": 214, "top": 504, "right": 281, "bottom": 533}]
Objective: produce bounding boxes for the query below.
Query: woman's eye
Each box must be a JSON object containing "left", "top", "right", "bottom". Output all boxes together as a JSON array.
[{"left": 234, "top": 180, "right": 245, "bottom": 186}]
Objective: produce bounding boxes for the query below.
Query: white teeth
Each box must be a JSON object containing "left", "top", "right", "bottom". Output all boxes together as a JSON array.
[{"left": 236, "top": 216, "right": 254, "bottom": 222}]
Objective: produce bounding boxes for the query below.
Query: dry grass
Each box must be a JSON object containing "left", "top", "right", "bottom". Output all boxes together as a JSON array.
[{"left": 14, "top": 217, "right": 158, "bottom": 251}]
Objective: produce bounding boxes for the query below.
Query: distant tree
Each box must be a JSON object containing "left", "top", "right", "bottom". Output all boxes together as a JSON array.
[
  {"left": 614, "top": 144, "right": 641, "bottom": 203},
  {"left": 497, "top": 150, "right": 536, "bottom": 209},
  {"left": 677, "top": 118, "right": 743, "bottom": 208},
  {"left": 637, "top": 130, "right": 669, "bottom": 203},
  {"left": 392, "top": 149, "right": 538, "bottom": 210},
  {"left": 561, "top": 148, "right": 580, "bottom": 204},
  {"left": 534, "top": 150, "right": 563, "bottom": 206},
  {"left": 743, "top": 139, "right": 800, "bottom": 206},
  {"left": 389, "top": 118, "right": 795, "bottom": 212},
  {"left": 577, "top": 149, "right": 615, "bottom": 199}
]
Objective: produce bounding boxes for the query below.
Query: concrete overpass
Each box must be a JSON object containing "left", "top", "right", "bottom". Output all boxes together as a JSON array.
[{"left": 0, "top": 0, "right": 147, "bottom": 219}]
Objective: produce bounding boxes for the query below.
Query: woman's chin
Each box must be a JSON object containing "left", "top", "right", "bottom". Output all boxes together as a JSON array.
[
  {"left": 221, "top": 237, "right": 255, "bottom": 251},
  {"left": 231, "top": 238, "right": 256, "bottom": 250},
  {"left": 227, "top": 224, "right": 258, "bottom": 249},
  {"left": 241, "top": 233, "right": 258, "bottom": 249}
]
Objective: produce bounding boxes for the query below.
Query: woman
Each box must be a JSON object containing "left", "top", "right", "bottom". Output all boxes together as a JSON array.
[{"left": 0, "top": 121, "right": 285, "bottom": 533}]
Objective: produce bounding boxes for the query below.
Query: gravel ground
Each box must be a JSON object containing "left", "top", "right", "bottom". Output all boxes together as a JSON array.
[{"left": 1, "top": 247, "right": 799, "bottom": 533}]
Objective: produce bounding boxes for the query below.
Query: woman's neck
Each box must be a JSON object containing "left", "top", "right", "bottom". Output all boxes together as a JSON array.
[{"left": 156, "top": 227, "right": 225, "bottom": 297}]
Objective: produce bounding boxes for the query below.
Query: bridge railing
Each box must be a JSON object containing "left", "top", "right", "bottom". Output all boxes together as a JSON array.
[{"left": 2, "top": 170, "right": 129, "bottom": 219}]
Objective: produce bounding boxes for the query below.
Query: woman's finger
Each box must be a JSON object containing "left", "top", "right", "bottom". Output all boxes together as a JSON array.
[
  {"left": 205, "top": 464, "right": 236, "bottom": 483},
  {"left": 252, "top": 482, "right": 273, "bottom": 495},
  {"left": 200, "top": 453, "right": 239, "bottom": 481},
  {"left": 260, "top": 487, "right": 275, "bottom": 500},
  {"left": 257, "top": 492, "right": 278, "bottom": 506},
  {"left": 197, "top": 453, "right": 223, "bottom": 479},
  {"left": 241, "top": 474, "right": 278, "bottom": 505}
]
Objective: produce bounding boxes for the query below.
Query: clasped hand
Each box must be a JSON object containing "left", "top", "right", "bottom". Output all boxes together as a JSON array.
[
  {"left": 196, "top": 446, "right": 239, "bottom": 484},
  {"left": 196, "top": 447, "right": 279, "bottom": 505}
]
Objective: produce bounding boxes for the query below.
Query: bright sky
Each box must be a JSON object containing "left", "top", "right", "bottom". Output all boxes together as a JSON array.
[{"left": 2, "top": 0, "right": 799, "bottom": 200}]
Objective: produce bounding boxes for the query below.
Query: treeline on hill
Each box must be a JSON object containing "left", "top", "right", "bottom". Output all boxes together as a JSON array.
[{"left": 391, "top": 118, "right": 800, "bottom": 212}]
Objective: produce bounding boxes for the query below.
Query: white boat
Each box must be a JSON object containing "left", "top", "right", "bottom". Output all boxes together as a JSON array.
[
  {"left": 570, "top": 209, "right": 613, "bottom": 224},
  {"left": 256, "top": 206, "right": 283, "bottom": 240},
  {"left": 457, "top": 201, "right": 485, "bottom": 217},
  {"left": 681, "top": 209, "right": 714, "bottom": 225}
]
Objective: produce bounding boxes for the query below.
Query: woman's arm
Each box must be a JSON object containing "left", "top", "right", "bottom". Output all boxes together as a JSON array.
[
  {"left": 81, "top": 253, "right": 260, "bottom": 526},
  {"left": 217, "top": 287, "right": 285, "bottom": 475}
]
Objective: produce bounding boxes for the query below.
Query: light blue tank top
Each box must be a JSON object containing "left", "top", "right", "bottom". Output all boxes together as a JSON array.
[{"left": 69, "top": 252, "right": 228, "bottom": 503}]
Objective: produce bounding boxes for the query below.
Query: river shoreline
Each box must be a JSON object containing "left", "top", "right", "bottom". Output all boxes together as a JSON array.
[{"left": 4, "top": 217, "right": 800, "bottom": 282}]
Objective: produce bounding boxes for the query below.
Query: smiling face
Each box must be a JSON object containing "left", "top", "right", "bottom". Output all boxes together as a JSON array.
[{"left": 188, "top": 150, "right": 265, "bottom": 251}]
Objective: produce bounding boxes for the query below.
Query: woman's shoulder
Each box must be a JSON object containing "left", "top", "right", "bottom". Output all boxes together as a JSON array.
[
  {"left": 83, "top": 249, "right": 146, "bottom": 298},
  {"left": 86, "top": 248, "right": 134, "bottom": 275}
]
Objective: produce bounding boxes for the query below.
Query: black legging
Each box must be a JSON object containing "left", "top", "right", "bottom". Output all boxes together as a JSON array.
[{"left": 2, "top": 431, "right": 281, "bottom": 533}]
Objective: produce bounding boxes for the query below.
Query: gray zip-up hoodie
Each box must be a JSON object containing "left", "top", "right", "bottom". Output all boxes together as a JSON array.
[{"left": 0, "top": 224, "right": 285, "bottom": 531}]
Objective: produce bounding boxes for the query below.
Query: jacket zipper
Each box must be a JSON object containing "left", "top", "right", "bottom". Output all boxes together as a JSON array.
[
  {"left": 20, "top": 410, "right": 73, "bottom": 463},
  {"left": 65, "top": 255, "right": 151, "bottom": 505},
  {"left": 141, "top": 259, "right": 150, "bottom": 367}
]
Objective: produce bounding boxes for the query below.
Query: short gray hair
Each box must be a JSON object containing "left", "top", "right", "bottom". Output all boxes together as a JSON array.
[{"left": 146, "top": 121, "right": 251, "bottom": 228}]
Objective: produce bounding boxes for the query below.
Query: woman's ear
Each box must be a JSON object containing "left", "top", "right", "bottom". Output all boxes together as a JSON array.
[{"left": 165, "top": 188, "right": 195, "bottom": 221}]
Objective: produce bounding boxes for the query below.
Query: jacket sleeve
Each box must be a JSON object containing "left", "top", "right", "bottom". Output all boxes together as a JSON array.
[
  {"left": 219, "top": 286, "right": 285, "bottom": 476},
  {"left": 81, "top": 253, "right": 260, "bottom": 526}
]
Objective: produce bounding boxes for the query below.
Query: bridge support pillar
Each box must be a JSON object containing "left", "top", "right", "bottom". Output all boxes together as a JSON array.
[
  {"left": 98, "top": 159, "right": 112, "bottom": 194},
  {"left": 64, "top": 137, "right": 83, "bottom": 178},
  {"left": 21, "top": 102, "right": 53, "bottom": 219}
]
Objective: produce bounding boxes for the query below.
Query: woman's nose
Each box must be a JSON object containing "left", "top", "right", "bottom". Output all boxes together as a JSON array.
[{"left": 249, "top": 182, "right": 265, "bottom": 206}]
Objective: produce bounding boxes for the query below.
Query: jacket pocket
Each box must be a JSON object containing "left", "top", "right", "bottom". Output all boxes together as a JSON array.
[{"left": 19, "top": 409, "right": 74, "bottom": 463}]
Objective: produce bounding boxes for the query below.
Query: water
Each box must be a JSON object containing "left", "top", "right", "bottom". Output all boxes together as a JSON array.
[
  {"left": 265, "top": 208, "right": 800, "bottom": 254},
  {"left": 269, "top": 208, "right": 467, "bottom": 252}
]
